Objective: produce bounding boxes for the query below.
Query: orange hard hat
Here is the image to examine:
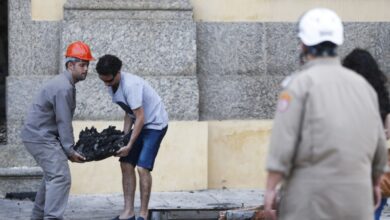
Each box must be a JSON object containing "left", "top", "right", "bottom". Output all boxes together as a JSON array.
[{"left": 65, "top": 41, "right": 95, "bottom": 61}]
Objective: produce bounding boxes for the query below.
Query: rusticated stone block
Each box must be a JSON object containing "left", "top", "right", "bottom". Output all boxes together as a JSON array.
[
  {"left": 197, "top": 22, "right": 265, "bottom": 77},
  {"left": 265, "top": 22, "right": 300, "bottom": 76},
  {"left": 7, "top": 75, "right": 199, "bottom": 124},
  {"left": 61, "top": 20, "right": 196, "bottom": 77},
  {"left": 199, "top": 75, "right": 283, "bottom": 120},
  {"left": 8, "top": 0, "right": 60, "bottom": 76}
]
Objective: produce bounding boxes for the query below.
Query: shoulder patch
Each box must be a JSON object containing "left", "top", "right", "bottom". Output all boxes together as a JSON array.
[{"left": 277, "top": 91, "right": 292, "bottom": 112}]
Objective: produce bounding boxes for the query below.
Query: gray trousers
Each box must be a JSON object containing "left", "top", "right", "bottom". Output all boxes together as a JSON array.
[{"left": 24, "top": 141, "right": 71, "bottom": 220}]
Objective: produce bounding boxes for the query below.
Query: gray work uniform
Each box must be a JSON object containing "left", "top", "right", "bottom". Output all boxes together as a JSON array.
[
  {"left": 267, "top": 58, "right": 388, "bottom": 220},
  {"left": 21, "top": 70, "right": 76, "bottom": 220}
]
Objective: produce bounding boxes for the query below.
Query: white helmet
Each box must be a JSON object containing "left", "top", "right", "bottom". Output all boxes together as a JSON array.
[{"left": 298, "top": 8, "right": 344, "bottom": 46}]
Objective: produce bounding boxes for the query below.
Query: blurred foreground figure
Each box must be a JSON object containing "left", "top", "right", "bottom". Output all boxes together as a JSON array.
[
  {"left": 343, "top": 48, "right": 390, "bottom": 220},
  {"left": 264, "top": 8, "right": 388, "bottom": 220}
]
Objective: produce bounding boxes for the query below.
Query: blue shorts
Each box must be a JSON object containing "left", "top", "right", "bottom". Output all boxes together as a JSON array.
[{"left": 119, "top": 126, "right": 167, "bottom": 171}]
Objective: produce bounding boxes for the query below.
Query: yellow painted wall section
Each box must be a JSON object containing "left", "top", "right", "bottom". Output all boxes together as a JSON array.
[
  {"left": 31, "top": 0, "right": 66, "bottom": 21},
  {"left": 32, "top": 0, "right": 390, "bottom": 21},
  {"left": 69, "top": 120, "right": 272, "bottom": 194},
  {"left": 207, "top": 120, "right": 272, "bottom": 189},
  {"left": 69, "top": 121, "right": 208, "bottom": 194},
  {"left": 190, "top": 0, "right": 390, "bottom": 22}
]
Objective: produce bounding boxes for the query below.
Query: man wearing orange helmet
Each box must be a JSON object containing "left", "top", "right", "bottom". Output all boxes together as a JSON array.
[{"left": 21, "top": 41, "right": 94, "bottom": 220}]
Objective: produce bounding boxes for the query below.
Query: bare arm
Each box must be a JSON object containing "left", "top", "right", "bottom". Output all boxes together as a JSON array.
[
  {"left": 372, "top": 118, "right": 388, "bottom": 208},
  {"left": 116, "top": 107, "right": 145, "bottom": 157},
  {"left": 373, "top": 175, "right": 383, "bottom": 209},
  {"left": 264, "top": 171, "right": 284, "bottom": 220},
  {"left": 385, "top": 113, "right": 390, "bottom": 140},
  {"left": 123, "top": 113, "right": 133, "bottom": 135}
]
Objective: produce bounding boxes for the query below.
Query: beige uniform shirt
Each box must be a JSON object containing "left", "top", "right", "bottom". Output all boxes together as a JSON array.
[{"left": 267, "top": 58, "right": 388, "bottom": 220}]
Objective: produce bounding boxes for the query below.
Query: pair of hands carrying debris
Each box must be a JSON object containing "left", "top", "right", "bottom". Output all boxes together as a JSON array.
[{"left": 72, "top": 126, "right": 132, "bottom": 162}]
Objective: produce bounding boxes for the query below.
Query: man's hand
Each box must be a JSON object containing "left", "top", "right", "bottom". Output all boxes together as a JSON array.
[
  {"left": 264, "top": 189, "right": 278, "bottom": 220},
  {"left": 373, "top": 184, "right": 382, "bottom": 209},
  {"left": 264, "top": 171, "right": 283, "bottom": 220},
  {"left": 115, "top": 146, "right": 131, "bottom": 157},
  {"left": 69, "top": 151, "right": 86, "bottom": 163}
]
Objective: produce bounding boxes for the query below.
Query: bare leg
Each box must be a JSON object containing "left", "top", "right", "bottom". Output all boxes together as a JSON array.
[
  {"left": 137, "top": 167, "right": 152, "bottom": 219},
  {"left": 119, "top": 162, "right": 136, "bottom": 219}
]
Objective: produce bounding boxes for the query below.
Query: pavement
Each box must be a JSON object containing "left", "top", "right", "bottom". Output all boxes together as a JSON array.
[
  {"left": 2, "top": 189, "right": 390, "bottom": 220},
  {"left": 0, "top": 189, "right": 264, "bottom": 220}
]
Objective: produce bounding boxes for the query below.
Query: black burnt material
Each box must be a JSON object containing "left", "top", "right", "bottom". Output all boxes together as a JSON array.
[{"left": 74, "top": 126, "right": 131, "bottom": 162}]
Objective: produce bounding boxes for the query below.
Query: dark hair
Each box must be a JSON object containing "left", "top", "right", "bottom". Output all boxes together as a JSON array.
[
  {"left": 343, "top": 48, "right": 390, "bottom": 123},
  {"left": 65, "top": 57, "right": 83, "bottom": 69},
  {"left": 305, "top": 41, "right": 337, "bottom": 57},
  {"left": 96, "top": 54, "right": 122, "bottom": 76}
]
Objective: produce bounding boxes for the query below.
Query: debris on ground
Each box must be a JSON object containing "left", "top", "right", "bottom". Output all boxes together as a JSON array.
[{"left": 219, "top": 206, "right": 269, "bottom": 220}]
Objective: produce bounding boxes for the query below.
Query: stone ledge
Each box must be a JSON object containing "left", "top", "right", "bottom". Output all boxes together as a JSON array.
[
  {"left": 0, "top": 167, "right": 43, "bottom": 198},
  {"left": 64, "top": 0, "right": 192, "bottom": 11},
  {"left": 0, "top": 167, "right": 42, "bottom": 177},
  {"left": 64, "top": 10, "right": 193, "bottom": 20}
]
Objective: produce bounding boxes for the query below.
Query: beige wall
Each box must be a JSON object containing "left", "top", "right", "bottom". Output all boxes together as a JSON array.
[
  {"left": 70, "top": 120, "right": 272, "bottom": 194},
  {"left": 31, "top": 0, "right": 66, "bottom": 21},
  {"left": 207, "top": 121, "right": 272, "bottom": 189},
  {"left": 70, "top": 121, "right": 209, "bottom": 194},
  {"left": 32, "top": 0, "right": 390, "bottom": 21},
  {"left": 190, "top": 0, "right": 390, "bottom": 22}
]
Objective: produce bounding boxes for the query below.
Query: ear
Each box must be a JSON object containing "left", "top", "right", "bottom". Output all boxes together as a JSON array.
[{"left": 66, "top": 62, "right": 72, "bottom": 69}]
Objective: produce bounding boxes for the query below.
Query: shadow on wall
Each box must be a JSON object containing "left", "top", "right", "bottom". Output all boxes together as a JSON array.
[
  {"left": 0, "top": 76, "right": 5, "bottom": 144},
  {"left": 0, "top": 0, "right": 8, "bottom": 144}
]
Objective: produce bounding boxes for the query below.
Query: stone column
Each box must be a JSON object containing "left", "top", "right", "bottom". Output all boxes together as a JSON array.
[{"left": 0, "top": 0, "right": 61, "bottom": 197}]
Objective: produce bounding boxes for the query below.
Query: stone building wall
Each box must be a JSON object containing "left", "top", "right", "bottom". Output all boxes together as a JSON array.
[
  {"left": 197, "top": 22, "right": 390, "bottom": 120},
  {"left": 2, "top": 0, "right": 390, "bottom": 196}
]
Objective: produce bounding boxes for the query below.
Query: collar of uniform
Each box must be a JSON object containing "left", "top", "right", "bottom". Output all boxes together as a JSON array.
[
  {"left": 63, "top": 70, "right": 75, "bottom": 86},
  {"left": 302, "top": 57, "right": 341, "bottom": 70}
]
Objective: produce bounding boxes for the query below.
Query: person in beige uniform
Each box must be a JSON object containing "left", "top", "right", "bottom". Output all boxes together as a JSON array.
[{"left": 264, "top": 8, "right": 388, "bottom": 220}]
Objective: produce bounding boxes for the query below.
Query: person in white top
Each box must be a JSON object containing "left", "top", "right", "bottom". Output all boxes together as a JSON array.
[{"left": 96, "top": 54, "right": 168, "bottom": 220}]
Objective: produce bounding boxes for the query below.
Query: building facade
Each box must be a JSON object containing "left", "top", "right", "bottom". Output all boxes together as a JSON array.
[{"left": 1, "top": 0, "right": 390, "bottom": 195}]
